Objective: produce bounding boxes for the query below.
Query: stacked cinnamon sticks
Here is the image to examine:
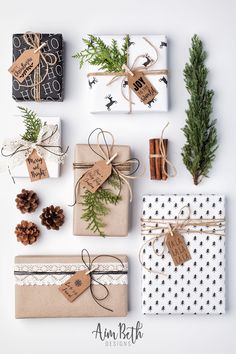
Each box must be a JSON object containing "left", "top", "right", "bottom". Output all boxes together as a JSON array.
[{"left": 149, "top": 138, "right": 168, "bottom": 180}]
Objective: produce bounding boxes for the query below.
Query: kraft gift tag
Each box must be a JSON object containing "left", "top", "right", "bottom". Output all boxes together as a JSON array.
[
  {"left": 128, "top": 72, "right": 158, "bottom": 105},
  {"left": 80, "top": 160, "right": 112, "bottom": 193},
  {"left": 26, "top": 149, "right": 49, "bottom": 182},
  {"left": 8, "top": 49, "right": 40, "bottom": 83},
  {"left": 58, "top": 270, "right": 91, "bottom": 303},
  {"left": 166, "top": 230, "right": 192, "bottom": 266}
]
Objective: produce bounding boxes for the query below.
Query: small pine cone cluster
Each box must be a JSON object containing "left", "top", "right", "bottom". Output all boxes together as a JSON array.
[
  {"left": 15, "top": 189, "right": 39, "bottom": 214},
  {"left": 40, "top": 205, "right": 65, "bottom": 230},
  {"left": 15, "top": 220, "right": 40, "bottom": 245}
]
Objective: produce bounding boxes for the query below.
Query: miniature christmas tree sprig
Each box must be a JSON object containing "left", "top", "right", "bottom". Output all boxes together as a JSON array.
[{"left": 182, "top": 35, "right": 218, "bottom": 185}]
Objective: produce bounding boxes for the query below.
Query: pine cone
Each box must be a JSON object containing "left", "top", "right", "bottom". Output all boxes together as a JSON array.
[
  {"left": 40, "top": 205, "right": 65, "bottom": 230},
  {"left": 15, "top": 189, "right": 39, "bottom": 213},
  {"left": 15, "top": 220, "right": 40, "bottom": 245}
]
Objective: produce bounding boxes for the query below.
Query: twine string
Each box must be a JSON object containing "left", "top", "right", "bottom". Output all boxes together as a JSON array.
[
  {"left": 139, "top": 205, "right": 225, "bottom": 275},
  {"left": 149, "top": 122, "right": 177, "bottom": 178},
  {"left": 19, "top": 32, "right": 57, "bottom": 101},
  {"left": 71, "top": 128, "right": 142, "bottom": 206},
  {"left": 81, "top": 249, "right": 125, "bottom": 312},
  {"left": 87, "top": 36, "right": 168, "bottom": 113}
]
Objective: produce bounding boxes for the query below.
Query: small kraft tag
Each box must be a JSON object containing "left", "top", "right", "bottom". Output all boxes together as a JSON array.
[
  {"left": 166, "top": 230, "right": 192, "bottom": 266},
  {"left": 8, "top": 49, "right": 40, "bottom": 83},
  {"left": 58, "top": 270, "right": 91, "bottom": 303},
  {"left": 128, "top": 72, "right": 158, "bottom": 105},
  {"left": 80, "top": 160, "right": 112, "bottom": 193},
  {"left": 26, "top": 149, "right": 49, "bottom": 182}
]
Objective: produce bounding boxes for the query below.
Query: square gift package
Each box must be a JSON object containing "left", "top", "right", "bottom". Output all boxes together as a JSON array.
[
  {"left": 11, "top": 33, "right": 64, "bottom": 101},
  {"left": 141, "top": 194, "right": 225, "bottom": 314},
  {"left": 86, "top": 35, "right": 168, "bottom": 113},
  {"left": 73, "top": 144, "right": 130, "bottom": 236},
  {"left": 11, "top": 116, "right": 62, "bottom": 179},
  {"left": 15, "top": 254, "right": 128, "bottom": 318}
]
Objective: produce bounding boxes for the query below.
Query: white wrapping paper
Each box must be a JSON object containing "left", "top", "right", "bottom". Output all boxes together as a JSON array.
[
  {"left": 87, "top": 35, "right": 168, "bottom": 113},
  {"left": 141, "top": 195, "right": 225, "bottom": 314}
]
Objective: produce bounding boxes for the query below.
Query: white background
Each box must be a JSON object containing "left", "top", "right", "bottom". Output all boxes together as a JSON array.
[{"left": 0, "top": 0, "right": 235, "bottom": 353}]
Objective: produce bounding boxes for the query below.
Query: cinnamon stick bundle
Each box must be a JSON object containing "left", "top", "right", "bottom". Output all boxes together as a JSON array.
[{"left": 149, "top": 138, "right": 168, "bottom": 180}]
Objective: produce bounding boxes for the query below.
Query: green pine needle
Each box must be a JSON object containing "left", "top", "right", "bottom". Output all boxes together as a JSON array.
[
  {"left": 182, "top": 35, "right": 218, "bottom": 185},
  {"left": 81, "top": 173, "right": 122, "bottom": 236},
  {"left": 18, "top": 106, "right": 42, "bottom": 143},
  {"left": 73, "top": 34, "right": 130, "bottom": 72}
]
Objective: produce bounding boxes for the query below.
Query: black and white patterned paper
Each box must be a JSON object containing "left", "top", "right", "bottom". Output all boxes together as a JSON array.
[
  {"left": 12, "top": 33, "right": 64, "bottom": 101},
  {"left": 141, "top": 195, "right": 225, "bottom": 314}
]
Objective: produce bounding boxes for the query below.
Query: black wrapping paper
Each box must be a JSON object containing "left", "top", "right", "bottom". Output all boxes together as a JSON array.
[{"left": 12, "top": 33, "right": 64, "bottom": 101}]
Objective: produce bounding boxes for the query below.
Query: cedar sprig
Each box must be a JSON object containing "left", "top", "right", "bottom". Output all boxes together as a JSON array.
[
  {"left": 18, "top": 106, "right": 42, "bottom": 143},
  {"left": 73, "top": 34, "right": 130, "bottom": 72},
  {"left": 182, "top": 35, "right": 218, "bottom": 185},
  {"left": 81, "top": 174, "right": 122, "bottom": 236}
]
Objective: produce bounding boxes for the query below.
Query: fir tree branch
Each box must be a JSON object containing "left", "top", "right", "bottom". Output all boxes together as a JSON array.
[
  {"left": 182, "top": 35, "right": 218, "bottom": 185},
  {"left": 81, "top": 173, "right": 122, "bottom": 236},
  {"left": 73, "top": 35, "right": 129, "bottom": 72},
  {"left": 18, "top": 106, "right": 42, "bottom": 143}
]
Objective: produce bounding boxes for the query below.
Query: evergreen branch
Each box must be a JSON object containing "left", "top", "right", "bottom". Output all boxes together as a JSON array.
[
  {"left": 73, "top": 35, "right": 130, "bottom": 72},
  {"left": 81, "top": 173, "right": 121, "bottom": 236},
  {"left": 18, "top": 106, "right": 42, "bottom": 143},
  {"left": 182, "top": 35, "right": 218, "bottom": 185}
]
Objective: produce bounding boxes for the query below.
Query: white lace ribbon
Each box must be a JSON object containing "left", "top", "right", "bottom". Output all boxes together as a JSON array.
[
  {"left": 1, "top": 124, "right": 67, "bottom": 171},
  {"left": 14, "top": 262, "right": 128, "bottom": 286}
]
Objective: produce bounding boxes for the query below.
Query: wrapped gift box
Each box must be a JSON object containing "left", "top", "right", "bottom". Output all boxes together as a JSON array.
[
  {"left": 15, "top": 254, "right": 128, "bottom": 318},
  {"left": 12, "top": 33, "right": 64, "bottom": 101},
  {"left": 73, "top": 144, "right": 130, "bottom": 236},
  {"left": 11, "top": 117, "right": 61, "bottom": 178},
  {"left": 87, "top": 35, "right": 168, "bottom": 113},
  {"left": 141, "top": 194, "right": 225, "bottom": 314}
]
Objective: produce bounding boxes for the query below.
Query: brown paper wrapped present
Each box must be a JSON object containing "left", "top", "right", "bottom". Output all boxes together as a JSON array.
[
  {"left": 73, "top": 143, "right": 131, "bottom": 236},
  {"left": 15, "top": 253, "right": 128, "bottom": 318}
]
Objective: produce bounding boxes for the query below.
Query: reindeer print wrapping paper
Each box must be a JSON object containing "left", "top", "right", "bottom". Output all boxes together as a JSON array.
[
  {"left": 87, "top": 35, "right": 168, "bottom": 113},
  {"left": 12, "top": 33, "right": 64, "bottom": 101},
  {"left": 141, "top": 195, "right": 225, "bottom": 314}
]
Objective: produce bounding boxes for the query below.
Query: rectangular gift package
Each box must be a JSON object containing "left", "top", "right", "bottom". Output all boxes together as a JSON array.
[
  {"left": 15, "top": 255, "right": 128, "bottom": 318},
  {"left": 12, "top": 33, "right": 64, "bottom": 101},
  {"left": 73, "top": 144, "right": 130, "bottom": 236},
  {"left": 141, "top": 194, "right": 225, "bottom": 314},
  {"left": 12, "top": 117, "right": 61, "bottom": 178},
  {"left": 88, "top": 35, "right": 168, "bottom": 113}
]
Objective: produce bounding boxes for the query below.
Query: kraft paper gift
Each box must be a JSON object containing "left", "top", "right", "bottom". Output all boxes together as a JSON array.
[
  {"left": 15, "top": 254, "right": 128, "bottom": 318},
  {"left": 141, "top": 194, "right": 225, "bottom": 314},
  {"left": 11, "top": 33, "right": 64, "bottom": 102},
  {"left": 73, "top": 144, "right": 130, "bottom": 236},
  {"left": 87, "top": 35, "right": 168, "bottom": 113}
]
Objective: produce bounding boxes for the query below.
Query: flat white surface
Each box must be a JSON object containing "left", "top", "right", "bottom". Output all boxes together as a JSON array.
[{"left": 0, "top": 0, "right": 235, "bottom": 353}]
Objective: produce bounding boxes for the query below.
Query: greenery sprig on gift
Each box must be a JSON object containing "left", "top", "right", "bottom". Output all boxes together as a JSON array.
[
  {"left": 18, "top": 106, "right": 42, "bottom": 143},
  {"left": 81, "top": 174, "right": 122, "bottom": 236},
  {"left": 73, "top": 35, "right": 130, "bottom": 72},
  {"left": 182, "top": 35, "right": 218, "bottom": 185}
]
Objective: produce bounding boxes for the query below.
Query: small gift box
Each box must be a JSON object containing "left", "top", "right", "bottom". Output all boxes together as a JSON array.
[
  {"left": 73, "top": 128, "right": 139, "bottom": 237},
  {"left": 10, "top": 33, "right": 64, "bottom": 102},
  {"left": 15, "top": 251, "right": 128, "bottom": 318},
  {"left": 0, "top": 108, "right": 67, "bottom": 181},
  {"left": 140, "top": 194, "right": 225, "bottom": 314},
  {"left": 75, "top": 35, "right": 168, "bottom": 113}
]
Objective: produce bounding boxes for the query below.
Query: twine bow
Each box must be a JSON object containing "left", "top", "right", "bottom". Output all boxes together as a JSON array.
[
  {"left": 149, "top": 122, "right": 177, "bottom": 178},
  {"left": 87, "top": 36, "right": 168, "bottom": 113},
  {"left": 81, "top": 249, "right": 125, "bottom": 312},
  {"left": 1, "top": 124, "right": 68, "bottom": 173},
  {"left": 19, "top": 32, "right": 57, "bottom": 101},
  {"left": 72, "top": 128, "right": 141, "bottom": 205},
  {"left": 139, "top": 205, "right": 225, "bottom": 275}
]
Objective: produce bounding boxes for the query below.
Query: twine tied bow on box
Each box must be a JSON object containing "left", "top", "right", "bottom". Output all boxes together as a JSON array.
[
  {"left": 72, "top": 127, "right": 141, "bottom": 205},
  {"left": 87, "top": 36, "right": 168, "bottom": 113},
  {"left": 0, "top": 124, "right": 68, "bottom": 176},
  {"left": 12, "top": 32, "right": 57, "bottom": 101},
  {"left": 139, "top": 206, "right": 225, "bottom": 275}
]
